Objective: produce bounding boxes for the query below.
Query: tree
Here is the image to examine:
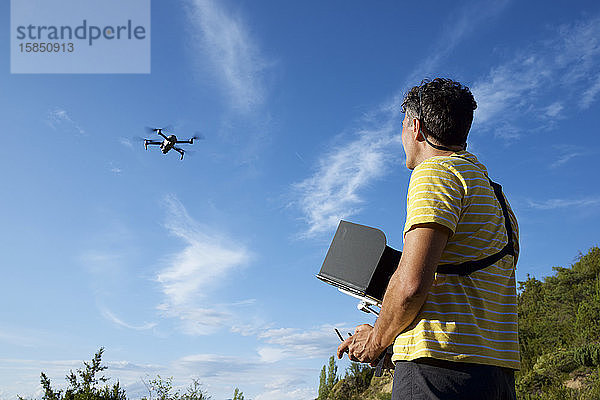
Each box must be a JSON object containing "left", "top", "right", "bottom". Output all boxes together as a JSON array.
[
  {"left": 181, "top": 380, "right": 211, "bottom": 400},
  {"left": 317, "top": 356, "right": 339, "bottom": 400},
  {"left": 317, "top": 365, "right": 327, "bottom": 400},
  {"left": 142, "top": 376, "right": 174, "bottom": 400},
  {"left": 343, "top": 362, "right": 374, "bottom": 395},
  {"left": 25, "top": 348, "right": 126, "bottom": 400},
  {"left": 326, "top": 356, "right": 338, "bottom": 391},
  {"left": 325, "top": 362, "right": 375, "bottom": 400},
  {"left": 142, "top": 376, "right": 211, "bottom": 400},
  {"left": 232, "top": 388, "right": 244, "bottom": 400}
]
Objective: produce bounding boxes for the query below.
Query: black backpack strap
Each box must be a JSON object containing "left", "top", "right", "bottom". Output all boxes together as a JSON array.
[{"left": 436, "top": 156, "right": 515, "bottom": 276}]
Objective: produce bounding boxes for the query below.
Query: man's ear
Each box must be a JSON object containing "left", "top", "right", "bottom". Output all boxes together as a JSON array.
[
  {"left": 412, "top": 118, "right": 425, "bottom": 142},
  {"left": 411, "top": 118, "right": 420, "bottom": 133}
]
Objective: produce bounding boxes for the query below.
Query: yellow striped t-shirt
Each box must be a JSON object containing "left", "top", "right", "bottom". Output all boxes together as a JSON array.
[{"left": 391, "top": 151, "right": 520, "bottom": 370}]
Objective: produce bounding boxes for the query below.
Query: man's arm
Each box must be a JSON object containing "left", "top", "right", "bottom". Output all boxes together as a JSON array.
[{"left": 337, "top": 222, "right": 450, "bottom": 363}]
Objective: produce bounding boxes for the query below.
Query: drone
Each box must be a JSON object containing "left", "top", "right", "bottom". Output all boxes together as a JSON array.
[{"left": 143, "top": 127, "right": 201, "bottom": 160}]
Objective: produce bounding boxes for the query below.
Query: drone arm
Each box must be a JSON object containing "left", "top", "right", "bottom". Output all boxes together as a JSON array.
[
  {"left": 176, "top": 137, "right": 198, "bottom": 144},
  {"left": 173, "top": 146, "right": 185, "bottom": 160},
  {"left": 157, "top": 131, "right": 168, "bottom": 140},
  {"left": 144, "top": 140, "right": 162, "bottom": 150}
]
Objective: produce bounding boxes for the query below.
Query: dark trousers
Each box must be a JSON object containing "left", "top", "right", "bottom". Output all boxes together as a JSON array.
[{"left": 391, "top": 358, "right": 516, "bottom": 400}]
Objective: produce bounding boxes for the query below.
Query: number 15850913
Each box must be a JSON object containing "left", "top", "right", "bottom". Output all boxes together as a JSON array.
[{"left": 19, "top": 42, "right": 74, "bottom": 53}]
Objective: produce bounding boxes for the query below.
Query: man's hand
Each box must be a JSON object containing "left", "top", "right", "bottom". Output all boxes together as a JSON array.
[{"left": 337, "top": 324, "right": 384, "bottom": 365}]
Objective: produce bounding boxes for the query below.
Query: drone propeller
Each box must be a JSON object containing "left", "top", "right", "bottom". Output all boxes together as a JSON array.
[
  {"left": 131, "top": 135, "right": 152, "bottom": 149},
  {"left": 192, "top": 131, "right": 206, "bottom": 140},
  {"left": 145, "top": 124, "right": 174, "bottom": 134},
  {"left": 187, "top": 131, "right": 206, "bottom": 144}
]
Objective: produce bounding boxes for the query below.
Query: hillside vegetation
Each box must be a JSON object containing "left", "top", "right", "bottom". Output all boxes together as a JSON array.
[{"left": 317, "top": 247, "right": 600, "bottom": 400}]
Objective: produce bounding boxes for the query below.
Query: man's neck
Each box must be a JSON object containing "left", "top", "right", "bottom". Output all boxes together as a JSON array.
[{"left": 415, "top": 146, "right": 459, "bottom": 167}]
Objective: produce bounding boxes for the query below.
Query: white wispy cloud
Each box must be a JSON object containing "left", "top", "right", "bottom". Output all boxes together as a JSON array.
[
  {"left": 554, "top": 16, "right": 600, "bottom": 84},
  {"left": 119, "top": 137, "right": 134, "bottom": 149},
  {"left": 108, "top": 161, "right": 123, "bottom": 174},
  {"left": 175, "top": 354, "right": 261, "bottom": 377},
  {"left": 471, "top": 14, "right": 600, "bottom": 136},
  {"left": 471, "top": 56, "right": 548, "bottom": 129},
  {"left": 527, "top": 197, "right": 600, "bottom": 210},
  {"left": 581, "top": 75, "right": 600, "bottom": 109},
  {"left": 544, "top": 102, "right": 564, "bottom": 118},
  {"left": 549, "top": 145, "right": 588, "bottom": 168},
  {"left": 79, "top": 222, "right": 162, "bottom": 336},
  {"left": 292, "top": 101, "right": 404, "bottom": 237},
  {"left": 170, "top": 352, "right": 319, "bottom": 400},
  {"left": 407, "top": 0, "right": 510, "bottom": 82},
  {"left": 254, "top": 386, "right": 316, "bottom": 400},
  {"left": 155, "top": 195, "right": 251, "bottom": 335},
  {"left": 185, "top": 0, "right": 271, "bottom": 113},
  {"left": 257, "top": 324, "right": 344, "bottom": 362},
  {"left": 46, "top": 108, "right": 85, "bottom": 135},
  {"left": 550, "top": 152, "right": 582, "bottom": 168},
  {"left": 100, "top": 307, "right": 157, "bottom": 331}
]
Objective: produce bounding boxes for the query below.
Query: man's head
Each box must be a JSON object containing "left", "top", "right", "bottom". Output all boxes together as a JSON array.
[{"left": 400, "top": 78, "right": 477, "bottom": 169}]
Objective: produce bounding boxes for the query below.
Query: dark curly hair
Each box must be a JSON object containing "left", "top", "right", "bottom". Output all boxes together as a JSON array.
[{"left": 401, "top": 78, "right": 477, "bottom": 147}]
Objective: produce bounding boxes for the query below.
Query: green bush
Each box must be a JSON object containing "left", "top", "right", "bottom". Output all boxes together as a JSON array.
[
  {"left": 516, "top": 247, "right": 600, "bottom": 399},
  {"left": 574, "top": 343, "right": 600, "bottom": 368}
]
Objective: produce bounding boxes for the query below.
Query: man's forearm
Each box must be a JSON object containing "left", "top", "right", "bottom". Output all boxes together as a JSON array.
[
  {"left": 371, "top": 264, "right": 431, "bottom": 350},
  {"left": 371, "top": 225, "right": 449, "bottom": 352}
]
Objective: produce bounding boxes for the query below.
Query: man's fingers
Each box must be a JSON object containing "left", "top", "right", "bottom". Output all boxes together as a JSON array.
[
  {"left": 339, "top": 324, "right": 376, "bottom": 362},
  {"left": 337, "top": 336, "right": 353, "bottom": 359}
]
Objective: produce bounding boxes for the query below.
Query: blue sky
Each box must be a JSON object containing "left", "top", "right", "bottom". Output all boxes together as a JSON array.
[{"left": 1, "top": 0, "right": 600, "bottom": 399}]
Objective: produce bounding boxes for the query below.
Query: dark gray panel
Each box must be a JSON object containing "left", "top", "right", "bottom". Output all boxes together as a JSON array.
[{"left": 317, "top": 221, "right": 387, "bottom": 294}]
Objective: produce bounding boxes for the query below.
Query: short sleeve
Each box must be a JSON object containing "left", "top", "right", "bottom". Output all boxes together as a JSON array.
[{"left": 404, "top": 161, "right": 464, "bottom": 236}]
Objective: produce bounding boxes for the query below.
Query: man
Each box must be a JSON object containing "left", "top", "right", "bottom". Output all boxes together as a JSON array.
[{"left": 337, "top": 78, "right": 519, "bottom": 400}]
